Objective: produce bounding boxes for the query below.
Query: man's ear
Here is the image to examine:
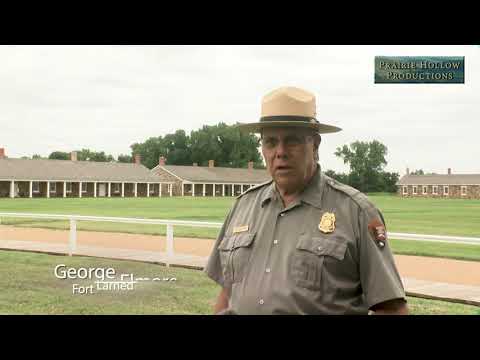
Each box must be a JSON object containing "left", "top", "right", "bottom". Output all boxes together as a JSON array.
[{"left": 314, "top": 134, "right": 321, "bottom": 149}]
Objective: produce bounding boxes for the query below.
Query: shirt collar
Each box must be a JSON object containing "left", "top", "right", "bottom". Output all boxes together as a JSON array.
[
  {"left": 260, "top": 164, "right": 325, "bottom": 209},
  {"left": 299, "top": 165, "right": 324, "bottom": 209},
  {"left": 261, "top": 181, "right": 277, "bottom": 207}
]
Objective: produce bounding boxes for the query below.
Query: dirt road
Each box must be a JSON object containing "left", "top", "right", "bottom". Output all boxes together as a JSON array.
[{"left": 1, "top": 225, "right": 479, "bottom": 286}]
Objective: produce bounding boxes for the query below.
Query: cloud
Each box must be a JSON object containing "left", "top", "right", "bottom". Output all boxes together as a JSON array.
[{"left": 0, "top": 45, "right": 478, "bottom": 174}]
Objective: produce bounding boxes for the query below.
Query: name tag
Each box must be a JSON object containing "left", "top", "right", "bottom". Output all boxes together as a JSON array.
[{"left": 233, "top": 225, "right": 249, "bottom": 234}]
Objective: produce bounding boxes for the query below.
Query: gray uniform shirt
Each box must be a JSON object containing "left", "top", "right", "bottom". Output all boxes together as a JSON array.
[{"left": 204, "top": 167, "right": 406, "bottom": 315}]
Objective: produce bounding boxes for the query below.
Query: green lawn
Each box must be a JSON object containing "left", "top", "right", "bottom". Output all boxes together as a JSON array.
[
  {"left": 1, "top": 195, "right": 479, "bottom": 236},
  {"left": 0, "top": 250, "right": 478, "bottom": 315},
  {"left": 389, "top": 239, "right": 480, "bottom": 262},
  {"left": 0, "top": 197, "right": 233, "bottom": 221},
  {"left": 369, "top": 193, "right": 480, "bottom": 237},
  {"left": 0, "top": 195, "right": 479, "bottom": 261}
]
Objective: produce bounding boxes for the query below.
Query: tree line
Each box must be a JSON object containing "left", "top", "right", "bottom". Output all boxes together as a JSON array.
[
  {"left": 130, "top": 123, "right": 264, "bottom": 169},
  {"left": 22, "top": 123, "right": 404, "bottom": 193},
  {"left": 325, "top": 140, "right": 400, "bottom": 193}
]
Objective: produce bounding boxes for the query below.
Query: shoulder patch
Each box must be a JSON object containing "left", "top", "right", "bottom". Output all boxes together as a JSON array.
[
  {"left": 324, "top": 175, "right": 375, "bottom": 211},
  {"left": 236, "top": 179, "right": 273, "bottom": 199},
  {"left": 367, "top": 217, "right": 387, "bottom": 248}
]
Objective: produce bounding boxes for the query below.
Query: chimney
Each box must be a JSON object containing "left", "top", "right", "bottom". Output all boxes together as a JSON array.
[
  {"left": 406, "top": 167, "right": 410, "bottom": 175},
  {"left": 0, "top": 148, "right": 5, "bottom": 159},
  {"left": 448, "top": 168, "right": 452, "bottom": 175},
  {"left": 209, "top": 160, "right": 214, "bottom": 168},
  {"left": 134, "top": 154, "right": 141, "bottom": 165},
  {"left": 248, "top": 161, "right": 253, "bottom": 170},
  {"left": 71, "top": 151, "right": 77, "bottom": 162},
  {"left": 159, "top": 156, "right": 166, "bottom": 166},
  {"left": 193, "top": 163, "right": 198, "bottom": 167}
]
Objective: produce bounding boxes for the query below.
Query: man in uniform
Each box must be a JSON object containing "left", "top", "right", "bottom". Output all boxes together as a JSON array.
[{"left": 204, "top": 86, "right": 408, "bottom": 315}]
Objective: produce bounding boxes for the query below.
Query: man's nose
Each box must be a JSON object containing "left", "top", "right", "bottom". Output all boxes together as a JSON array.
[{"left": 275, "top": 140, "right": 288, "bottom": 158}]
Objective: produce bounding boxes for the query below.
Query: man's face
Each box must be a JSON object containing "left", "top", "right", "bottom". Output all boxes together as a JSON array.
[{"left": 261, "top": 127, "right": 318, "bottom": 193}]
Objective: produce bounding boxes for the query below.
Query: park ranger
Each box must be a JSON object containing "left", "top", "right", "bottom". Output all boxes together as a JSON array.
[{"left": 204, "top": 86, "right": 408, "bottom": 315}]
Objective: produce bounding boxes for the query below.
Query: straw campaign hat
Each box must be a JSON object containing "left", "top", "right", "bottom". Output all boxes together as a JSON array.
[{"left": 237, "top": 86, "right": 342, "bottom": 134}]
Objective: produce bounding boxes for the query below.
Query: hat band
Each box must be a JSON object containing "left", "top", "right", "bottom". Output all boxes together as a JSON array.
[{"left": 260, "top": 115, "right": 319, "bottom": 124}]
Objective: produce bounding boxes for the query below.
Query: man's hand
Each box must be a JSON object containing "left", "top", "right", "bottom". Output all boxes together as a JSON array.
[
  {"left": 214, "top": 287, "right": 230, "bottom": 314},
  {"left": 370, "top": 298, "right": 409, "bottom": 315}
]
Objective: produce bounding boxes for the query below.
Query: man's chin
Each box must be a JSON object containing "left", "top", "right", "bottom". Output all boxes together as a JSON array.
[{"left": 274, "top": 177, "right": 300, "bottom": 192}]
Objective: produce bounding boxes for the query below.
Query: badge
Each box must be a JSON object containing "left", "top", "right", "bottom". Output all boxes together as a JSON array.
[
  {"left": 233, "top": 225, "right": 249, "bottom": 234},
  {"left": 319, "top": 212, "right": 336, "bottom": 233},
  {"left": 368, "top": 218, "right": 387, "bottom": 248}
]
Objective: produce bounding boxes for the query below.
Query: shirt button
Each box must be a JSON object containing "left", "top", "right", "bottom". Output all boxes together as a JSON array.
[
  {"left": 259, "top": 299, "right": 264, "bottom": 305},
  {"left": 273, "top": 240, "right": 278, "bottom": 245},
  {"left": 265, "top": 268, "right": 271, "bottom": 273}
]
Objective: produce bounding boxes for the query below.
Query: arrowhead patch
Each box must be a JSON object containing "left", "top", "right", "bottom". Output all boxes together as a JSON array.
[{"left": 368, "top": 218, "right": 387, "bottom": 248}]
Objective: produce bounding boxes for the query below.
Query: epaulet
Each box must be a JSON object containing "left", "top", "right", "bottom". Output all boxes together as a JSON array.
[
  {"left": 324, "top": 175, "right": 375, "bottom": 211},
  {"left": 236, "top": 179, "right": 273, "bottom": 199}
]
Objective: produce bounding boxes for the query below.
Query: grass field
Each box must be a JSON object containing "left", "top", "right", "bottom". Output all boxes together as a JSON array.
[
  {"left": 371, "top": 194, "right": 480, "bottom": 237},
  {"left": 390, "top": 239, "right": 480, "bottom": 262},
  {"left": 0, "top": 195, "right": 479, "bottom": 261},
  {"left": 1, "top": 250, "right": 478, "bottom": 315}
]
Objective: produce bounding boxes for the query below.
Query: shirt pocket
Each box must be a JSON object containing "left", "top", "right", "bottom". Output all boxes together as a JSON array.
[
  {"left": 217, "top": 232, "right": 256, "bottom": 284},
  {"left": 292, "top": 234, "right": 347, "bottom": 291}
]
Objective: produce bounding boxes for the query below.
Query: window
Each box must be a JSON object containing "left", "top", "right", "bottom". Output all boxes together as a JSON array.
[
  {"left": 49, "top": 182, "right": 56, "bottom": 193},
  {"left": 461, "top": 186, "right": 467, "bottom": 196},
  {"left": 423, "top": 186, "right": 428, "bottom": 195},
  {"left": 66, "top": 182, "right": 72, "bottom": 193},
  {"left": 82, "top": 183, "right": 88, "bottom": 193},
  {"left": 443, "top": 186, "right": 449, "bottom": 196},
  {"left": 403, "top": 186, "right": 408, "bottom": 195},
  {"left": 433, "top": 186, "right": 438, "bottom": 195},
  {"left": 113, "top": 183, "right": 120, "bottom": 193},
  {"left": 150, "top": 184, "right": 155, "bottom": 193},
  {"left": 32, "top": 182, "right": 40, "bottom": 193},
  {"left": 412, "top": 186, "right": 417, "bottom": 195}
]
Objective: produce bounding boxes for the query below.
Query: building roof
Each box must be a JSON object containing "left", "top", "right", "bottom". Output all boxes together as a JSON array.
[
  {"left": 152, "top": 165, "right": 271, "bottom": 184},
  {"left": 397, "top": 174, "right": 480, "bottom": 185},
  {"left": 0, "top": 158, "right": 163, "bottom": 182}
]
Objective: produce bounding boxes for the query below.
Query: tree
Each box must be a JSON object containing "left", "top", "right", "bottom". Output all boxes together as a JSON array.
[
  {"left": 48, "top": 151, "right": 70, "bottom": 160},
  {"left": 117, "top": 154, "right": 133, "bottom": 163},
  {"left": 191, "top": 122, "right": 263, "bottom": 168},
  {"left": 190, "top": 125, "right": 224, "bottom": 166},
  {"left": 48, "top": 149, "right": 116, "bottom": 162},
  {"left": 334, "top": 140, "right": 388, "bottom": 193},
  {"left": 131, "top": 136, "right": 168, "bottom": 169},
  {"left": 323, "top": 169, "right": 349, "bottom": 184},
  {"left": 75, "top": 149, "right": 115, "bottom": 162},
  {"left": 164, "top": 130, "right": 192, "bottom": 165},
  {"left": 411, "top": 169, "right": 424, "bottom": 175},
  {"left": 129, "top": 123, "right": 263, "bottom": 169},
  {"left": 226, "top": 123, "right": 263, "bottom": 168},
  {"left": 379, "top": 171, "right": 400, "bottom": 193}
]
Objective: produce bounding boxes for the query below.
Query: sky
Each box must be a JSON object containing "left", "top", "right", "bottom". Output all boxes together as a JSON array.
[{"left": 1, "top": 45, "right": 479, "bottom": 175}]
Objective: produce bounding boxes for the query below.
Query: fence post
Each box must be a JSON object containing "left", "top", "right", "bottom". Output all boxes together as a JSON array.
[
  {"left": 166, "top": 224, "right": 174, "bottom": 267},
  {"left": 69, "top": 218, "right": 77, "bottom": 256}
]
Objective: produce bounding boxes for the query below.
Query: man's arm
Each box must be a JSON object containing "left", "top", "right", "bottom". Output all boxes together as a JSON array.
[
  {"left": 214, "top": 287, "right": 230, "bottom": 314},
  {"left": 370, "top": 298, "right": 409, "bottom": 315},
  {"left": 358, "top": 205, "right": 408, "bottom": 314}
]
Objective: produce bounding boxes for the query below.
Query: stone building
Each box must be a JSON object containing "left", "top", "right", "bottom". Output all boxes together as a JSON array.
[
  {"left": 396, "top": 168, "right": 480, "bottom": 199},
  {"left": 0, "top": 148, "right": 174, "bottom": 199},
  {"left": 151, "top": 157, "right": 271, "bottom": 197}
]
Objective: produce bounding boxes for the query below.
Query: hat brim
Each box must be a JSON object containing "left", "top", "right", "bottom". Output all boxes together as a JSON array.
[{"left": 236, "top": 121, "right": 342, "bottom": 134}]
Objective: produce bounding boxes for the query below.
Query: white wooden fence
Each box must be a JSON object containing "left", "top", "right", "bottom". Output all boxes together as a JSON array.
[
  {"left": 0, "top": 212, "right": 479, "bottom": 264},
  {"left": 0, "top": 212, "right": 223, "bottom": 266}
]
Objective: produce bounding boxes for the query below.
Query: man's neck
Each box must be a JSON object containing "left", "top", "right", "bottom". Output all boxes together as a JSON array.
[{"left": 276, "top": 164, "right": 318, "bottom": 208}]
